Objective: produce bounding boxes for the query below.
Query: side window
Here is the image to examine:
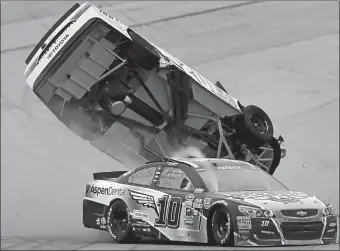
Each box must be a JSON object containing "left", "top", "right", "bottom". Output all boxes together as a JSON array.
[
  {"left": 158, "top": 167, "right": 195, "bottom": 191},
  {"left": 128, "top": 166, "right": 156, "bottom": 186}
]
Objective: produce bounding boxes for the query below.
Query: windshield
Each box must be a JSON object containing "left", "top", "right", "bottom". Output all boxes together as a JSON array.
[{"left": 195, "top": 160, "right": 288, "bottom": 192}]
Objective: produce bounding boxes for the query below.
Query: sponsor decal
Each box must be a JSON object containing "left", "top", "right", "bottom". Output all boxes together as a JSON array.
[
  {"left": 217, "top": 166, "right": 241, "bottom": 170},
  {"left": 85, "top": 185, "right": 90, "bottom": 194},
  {"left": 236, "top": 216, "right": 251, "bottom": 220},
  {"left": 89, "top": 186, "right": 127, "bottom": 196},
  {"left": 238, "top": 219, "right": 251, "bottom": 225},
  {"left": 184, "top": 194, "right": 194, "bottom": 207},
  {"left": 39, "top": 30, "right": 71, "bottom": 63},
  {"left": 203, "top": 198, "right": 212, "bottom": 205},
  {"left": 184, "top": 200, "right": 193, "bottom": 207},
  {"left": 99, "top": 9, "right": 126, "bottom": 31},
  {"left": 194, "top": 188, "right": 204, "bottom": 193},
  {"left": 203, "top": 198, "right": 212, "bottom": 209},
  {"left": 184, "top": 215, "right": 194, "bottom": 225},
  {"left": 283, "top": 217, "right": 322, "bottom": 222},
  {"left": 193, "top": 203, "right": 203, "bottom": 209},
  {"left": 239, "top": 229, "right": 250, "bottom": 234},
  {"left": 96, "top": 217, "right": 106, "bottom": 229},
  {"left": 143, "top": 227, "right": 152, "bottom": 233},
  {"left": 132, "top": 220, "right": 150, "bottom": 227},
  {"left": 239, "top": 229, "right": 250, "bottom": 240},
  {"left": 237, "top": 216, "right": 252, "bottom": 230},
  {"left": 329, "top": 222, "right": 337, "bottom": 227},
  {"left": 194, "top": 198, "right": 203, "bottom": 204},
  {"left": 238, "top": 224, "right": 252, "bottom": 230},
  {"left": 132, "top": 226, "right": 143, "bottom": 232},
  {"left": 230, "top": 191, "right": 309, "bottom": 204},
  {"left": 129, "top": 190, "right": 159, "bottom": 216},
  {"left": 186, "top": 208, "right": 193, "bottom": 215},
  {"left": 132, "top": 210, "right": 150, "bottom": 221},
  {"left": 186, "top": 194, "right": 194, "bottom": 200}
]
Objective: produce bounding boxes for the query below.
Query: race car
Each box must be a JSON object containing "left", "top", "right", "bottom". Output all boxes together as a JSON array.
[
  {"left": 83, "top": 158, "right": 337, "bottom": 246},
  {"left": 23, "top": 2, "right": 286, "bottom": 174}
]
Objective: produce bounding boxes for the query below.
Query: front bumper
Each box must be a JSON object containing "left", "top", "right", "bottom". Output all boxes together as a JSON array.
[{"left": 234, "top": 215, "right": 338, "bottom": 246}]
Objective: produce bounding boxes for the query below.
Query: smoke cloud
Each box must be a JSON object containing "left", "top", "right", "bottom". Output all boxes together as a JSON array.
[{"left": 170, "top": 145, "right": 206, "bottom": 159}]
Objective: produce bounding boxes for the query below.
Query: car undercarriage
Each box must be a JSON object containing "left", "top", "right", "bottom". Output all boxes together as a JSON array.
[{"left": 32, "top": 18, "right": 286, "bottom": 173}]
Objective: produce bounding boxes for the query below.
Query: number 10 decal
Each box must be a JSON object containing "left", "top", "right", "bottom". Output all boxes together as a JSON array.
[{"left": 155, "top": 195, "right": 182, "bottom": 228}]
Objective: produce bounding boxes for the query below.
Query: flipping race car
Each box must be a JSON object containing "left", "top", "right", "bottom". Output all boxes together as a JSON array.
[
  {"left": 83, "top": 158, "right": 337, "bottom": 246},
  {"left": 24, "top": 2, "right": 286, "bottom": 174}
]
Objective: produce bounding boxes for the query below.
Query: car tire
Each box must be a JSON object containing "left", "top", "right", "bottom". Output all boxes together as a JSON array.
[
  {"left": 267, "top": 137, "right": 281, "bottom": 175},
  {"left": 241, "top": 105, "right": 274, "bottom": 145},
  {"left": 106, "top": 200, "right": 135, "bottom": 243},
  {"left": 208, "top": 207, "right": 234, "bottom": 246},
  {"left": 126, "top": 29, "right": 160, "bottom": 70}
]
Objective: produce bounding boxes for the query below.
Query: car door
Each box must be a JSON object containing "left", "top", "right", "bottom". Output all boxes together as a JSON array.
[
  {"left": 152, "top": 165, "right": 206, "bottom": 238},
  {"left": 124, "top": 164, "right": 175, "bottom": 236}
]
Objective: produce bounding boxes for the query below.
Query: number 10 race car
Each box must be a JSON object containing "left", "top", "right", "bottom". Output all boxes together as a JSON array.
[
  {"left": 24, "top": 2, "right": 286, "bottom": 174},
  {"left": 83, "top": 158, "right": 337, "bottom": 246}
]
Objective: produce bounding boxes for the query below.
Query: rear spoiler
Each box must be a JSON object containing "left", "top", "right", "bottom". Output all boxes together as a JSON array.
[{"left": 93, "top": 171, "right": 128, "bottom": 180}]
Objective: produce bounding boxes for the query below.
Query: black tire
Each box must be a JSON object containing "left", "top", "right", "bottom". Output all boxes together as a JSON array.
[
  {"left": 126, "top": 29, "right": 160, "bottom": 70},
  {"left": 106, "top": 200, "right": 134, "bottom": 243},
  {"left": 208, "top": 207, "right": 234, "bottom": 246},
  {"left": 242, "top": 105, "right": 274, "bottom": 144},
  {"left": 252, "top": 137, "right": 281, "bottom": 175},
  {"left": 267, "top": 137, "right": 281, "bottom": 175}
]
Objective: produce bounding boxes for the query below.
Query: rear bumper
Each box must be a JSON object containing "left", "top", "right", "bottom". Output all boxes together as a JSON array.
[{"left": 83, "top": 198, "right": 108, "bottom": 231}]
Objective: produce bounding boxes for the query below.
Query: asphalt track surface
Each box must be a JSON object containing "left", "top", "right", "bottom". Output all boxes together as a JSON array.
[{"left": 1, "top": 1, "right": 339, "bottom": 250}]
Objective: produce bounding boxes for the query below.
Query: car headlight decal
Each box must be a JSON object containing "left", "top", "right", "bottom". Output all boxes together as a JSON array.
[
  {"left": 238, "top": 205, "right": 275, "bottom": 218},
  {"left": 323, "top": 204, "right": 335, "bottom": 216}
]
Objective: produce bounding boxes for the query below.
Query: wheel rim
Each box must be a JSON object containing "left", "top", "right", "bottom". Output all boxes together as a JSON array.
[
  {"left": 110, "top": 208, "right": 129, "bottom": 234},
  {"left": 214, "top": 211, "right": 230, "bottom": 238},
  {"left": 250, "top": 114, "right": 268, "bottom": 133}
]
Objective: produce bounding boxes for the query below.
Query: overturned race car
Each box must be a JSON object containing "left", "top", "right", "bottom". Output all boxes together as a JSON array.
[
  {"left": 24, "top": 2, "right": 286, "bottom": 174},
  {"left": 83, "top": 158, "right": 338, "bottom": 246}
]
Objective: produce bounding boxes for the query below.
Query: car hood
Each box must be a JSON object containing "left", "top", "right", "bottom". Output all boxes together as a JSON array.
[{"left": 217, "top": 190, "right": 326, "bottom": 211}]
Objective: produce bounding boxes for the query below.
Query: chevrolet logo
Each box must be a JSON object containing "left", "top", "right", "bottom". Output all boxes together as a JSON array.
[{"left": 296, "top": 211, "right": 308, "bottom": 217}]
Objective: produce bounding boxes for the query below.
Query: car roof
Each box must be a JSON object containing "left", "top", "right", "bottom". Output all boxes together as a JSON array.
[{"left": 157, "top": 157, "right": 258, "bottom": 171}]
